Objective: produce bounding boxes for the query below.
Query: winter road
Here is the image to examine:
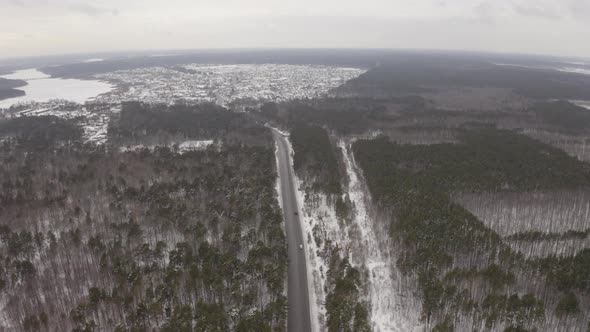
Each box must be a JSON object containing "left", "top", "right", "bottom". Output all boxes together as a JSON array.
[{"left": 272, "top": 128, "right": 312, "bottom": 332}]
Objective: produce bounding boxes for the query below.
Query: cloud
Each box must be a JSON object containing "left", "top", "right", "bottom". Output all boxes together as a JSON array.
[
  {"left": 1, "top": 0, "right": 590, "bottom": 58},
  {"left": 512, "top": 3, "right": 561, "bottom": 19},
  {"left": 570, "top": 0, "right": 590, "bottom": 19},
  {"left": 473, "top": 2, "right": 497, "bottom": 24},
  {"left": 5, "top": 0, "right": 119, "bottom": 16},
  {"left": 67, "top": 3, "right": 119, "bottom": 16},
  {"left": 7, "top": 0, "right": 26, "bottom": 6}
]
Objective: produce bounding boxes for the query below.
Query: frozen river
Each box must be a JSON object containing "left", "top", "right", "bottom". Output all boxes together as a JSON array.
[{"left": 0, "top": 69, "right": 114, "bottom": 109}]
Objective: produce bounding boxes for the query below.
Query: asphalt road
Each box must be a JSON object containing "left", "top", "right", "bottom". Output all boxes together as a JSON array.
[{"left": 272, "top": 129, "right": 312, "bottom": 332}]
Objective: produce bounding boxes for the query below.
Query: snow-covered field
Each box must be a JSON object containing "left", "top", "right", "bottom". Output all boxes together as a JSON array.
[
  {"left": 95, "top": 64, "right": 366, "bottom": 106},
  {"left": 0, "top": 69, "right": 114, "bottom": 109}
]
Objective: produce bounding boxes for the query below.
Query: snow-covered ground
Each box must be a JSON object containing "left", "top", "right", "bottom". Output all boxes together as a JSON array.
[
  {"left": 455, "top": 191, "right": 590, "bottom": 235},
  {"left": 559, "top": 67, "right": 590, "bottom": 76},
  {"left": 119, "top": 140, "right": 216, "bottom": 153},
  {"left": 508, "top": 237, "right": 590, "bottom": 258},
  {"left": 340, "top": 141, "right": 421, "bottom": 332},
  {"left": 572, "top": 100, "right": 590, "bottom": 110},
  {"left": 0, "top": 69, "right": 114, "bottom": 109},
  {"left": 82, "top": 58, "right": 104, "bottom": 63},
  {"left": 95, "top": 64, "right": 365, "bottom": 106},
  {"left": 521, "top": 128, "right": 590, "bottom": 162}
]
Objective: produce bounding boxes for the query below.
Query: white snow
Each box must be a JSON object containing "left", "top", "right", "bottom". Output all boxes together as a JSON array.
[
  {"left": 559, "top": 67, "right": 590, "bottom": 76},
  {"left": 82, "top": 58, "right": 104, "bottom": 63},
  {"left": 455, "top": 191, "right": 590, "bottom": 236},
  {"left": 0, "top": 68, "right": 114, "bottom": 109},
  {"left": 274, "top": 142, "right": 284, "bottom": 211},
  {"left": 119, "top": 140, "right": 215, "bottom": 153},
  {"left": 571, "top": 100, "right": 590, "bottom": 110},
  {"left": 1, "top": 68, "right": 50, "bottom": 80},
  {"left": 178, "top": 140, "right": 214, "bottom": 152},
  {"left": 294, "top": 178, "right": 332, "bottom": 332},
  {"left": 507, "top": 237, "right": 590, "bottom": 258}
]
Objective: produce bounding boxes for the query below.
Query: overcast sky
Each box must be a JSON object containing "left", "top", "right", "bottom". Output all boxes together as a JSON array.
[{"left": 1, "top": 0, "right": 590, "bottom": 59}]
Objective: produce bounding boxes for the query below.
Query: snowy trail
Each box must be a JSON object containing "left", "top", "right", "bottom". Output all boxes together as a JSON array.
[{"left": 339, "top": 140, "right": 418, "bottom": 332}]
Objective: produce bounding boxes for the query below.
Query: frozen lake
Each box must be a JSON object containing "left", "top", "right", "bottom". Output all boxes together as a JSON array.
[{"left": 0, "top": 68, "right": 114, "bottom": 108}]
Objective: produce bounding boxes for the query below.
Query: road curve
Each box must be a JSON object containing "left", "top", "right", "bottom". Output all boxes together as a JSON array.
[{"left": 271, "top": 128, "right": 312, "bottom": 332}]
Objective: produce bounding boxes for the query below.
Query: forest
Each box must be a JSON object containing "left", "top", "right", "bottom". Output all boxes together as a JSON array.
[
  {"left": 530, "top": 101, "right": 590, "bottom": 133},
  {"left": 0, "top": 78, "right": 27, "bottom": 101},
  {"left": 3, "top": 50, "right": 590, "bottom": 331},
  {"left": 111, "top": 102, "right": 270, "bottom": 147},
  {"left": 0, "top": 105, "right": 287, "bottom": 331},
  {"left": 336, "top": 59, "right": 590, "bottom": 100},
  {"left": 352, "top": 128, "right": 590, "bottom": 330},
  {"left": 251, "top": 89, "right": 590, "bottom": 331},
  {"left": 259, "top": 96, "right": 426, "bottom": 135},
  {"left": 290, "top": 125, "right": 342, "bottom": 195}
]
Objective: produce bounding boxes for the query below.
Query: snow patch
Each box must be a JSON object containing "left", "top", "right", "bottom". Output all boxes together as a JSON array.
[
  {"left": 82, "top": 58, "right": 104, "bottom": 63},
  {"left": 571, "top": 100, "right": 590, "bottom": 110},
  {"left": 274, "top": 142, "right": 284, "bottom": 211},
  {"left": 178, "top": 140, "right": 214, "bottom": 152},
  {"left": 119, "top": 140, "right": 216, "bottom": 153},
  {"left": 559, "top": 67, "right": 590, "bottom": 76}
]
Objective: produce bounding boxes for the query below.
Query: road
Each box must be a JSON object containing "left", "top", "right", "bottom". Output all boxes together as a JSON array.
[{"left": 271, "top": 128, "right": 312, "bottom": 332}]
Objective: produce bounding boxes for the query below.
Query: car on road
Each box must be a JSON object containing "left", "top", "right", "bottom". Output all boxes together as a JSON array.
[
  {"left": 299, "top": 244, "right": 303, "bottom": 250},
  {"left": 294, "top": 211, "right": 298, "bottom": 216}
]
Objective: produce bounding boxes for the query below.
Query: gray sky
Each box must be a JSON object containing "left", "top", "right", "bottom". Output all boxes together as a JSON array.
[{"left": 1, "top": 0, "right": 590, "bottom": 58}]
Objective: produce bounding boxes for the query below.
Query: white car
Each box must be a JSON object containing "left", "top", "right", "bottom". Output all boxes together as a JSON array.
[{"left": 299, "top": 244, "right": 303, "bottom": 250}]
